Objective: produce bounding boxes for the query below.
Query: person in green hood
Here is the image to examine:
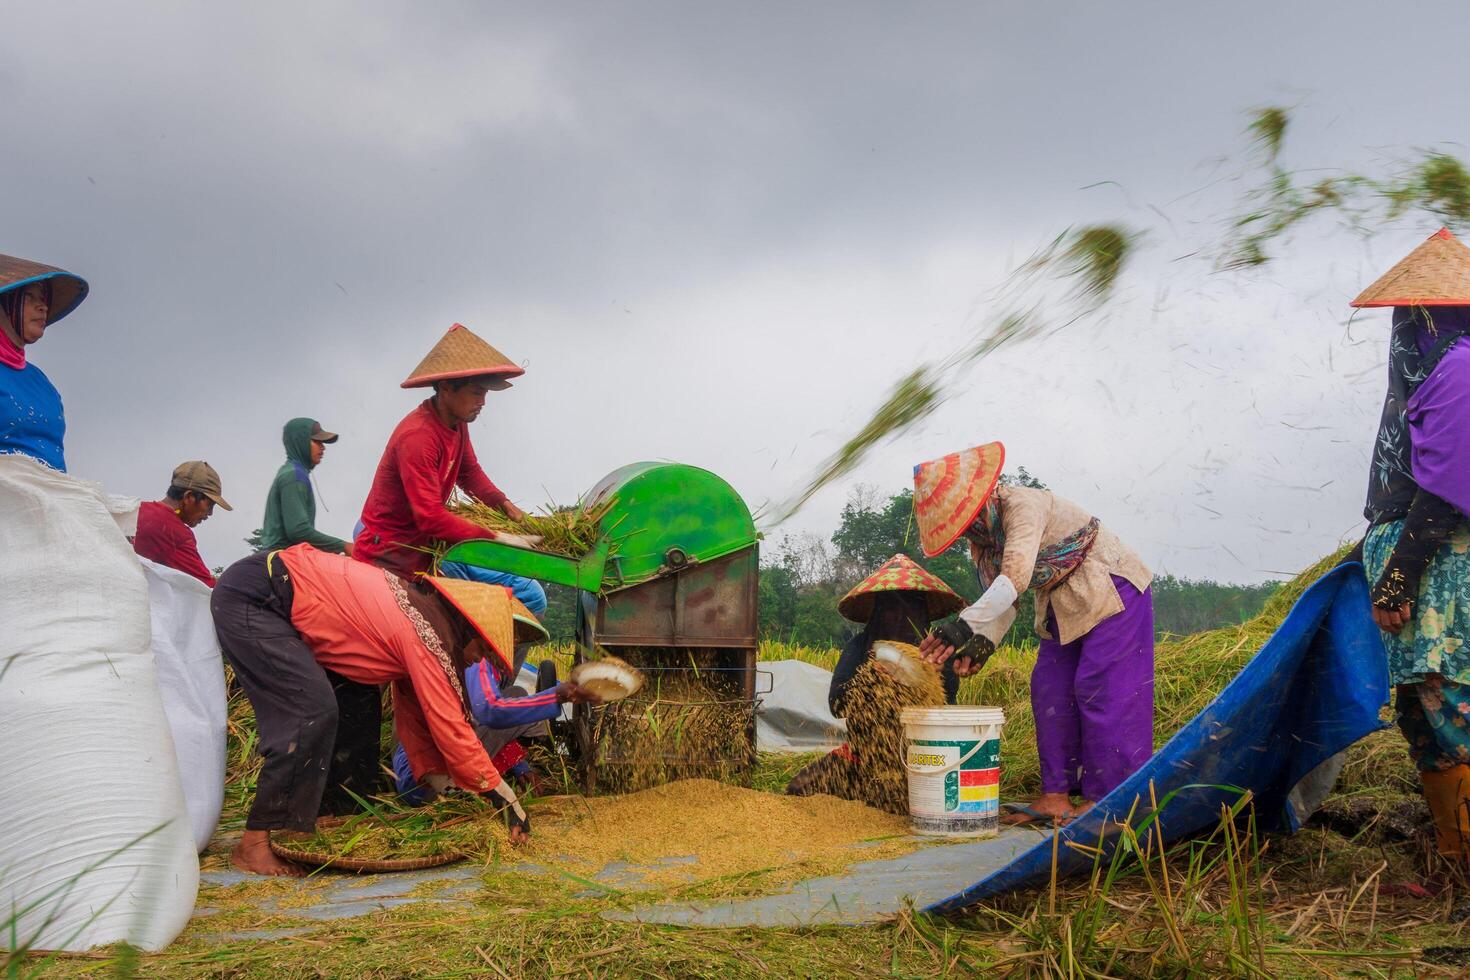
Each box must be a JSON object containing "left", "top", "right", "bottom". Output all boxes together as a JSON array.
[{"left": 259, "top": 418, "right": 352, "bottom": 555}]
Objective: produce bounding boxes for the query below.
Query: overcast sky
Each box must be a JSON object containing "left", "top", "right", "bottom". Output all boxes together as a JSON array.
[{"left": 5, "top": 2, "right": 1467, "bottom": 582}]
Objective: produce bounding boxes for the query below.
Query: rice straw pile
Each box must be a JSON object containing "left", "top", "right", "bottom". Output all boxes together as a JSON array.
[
  {"left": 446, "top": 496, "right": 613, "bottom": 558},
  {"left": 589, "top": 658, "right": 754, "bottom": 794}
]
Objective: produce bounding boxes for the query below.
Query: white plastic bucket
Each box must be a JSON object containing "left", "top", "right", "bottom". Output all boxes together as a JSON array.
[{"left": 901, "top": 705, "right": 1005, "bottom": 837}]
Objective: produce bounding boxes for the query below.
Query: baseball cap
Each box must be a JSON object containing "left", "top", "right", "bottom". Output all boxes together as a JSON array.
[
  {"left": 310, "top": 422, "right": 339, "bottom": 444},
  {"left": 171, "top": 460, "right": 233, "bottom": 511}
]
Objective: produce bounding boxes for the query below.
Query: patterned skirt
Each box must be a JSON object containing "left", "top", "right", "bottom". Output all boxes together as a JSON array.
[{"left": 1364, "top": 519, "right": 1470, "bottom": 686}]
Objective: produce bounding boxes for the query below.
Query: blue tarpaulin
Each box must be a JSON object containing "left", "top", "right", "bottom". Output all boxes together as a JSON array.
[{"left": 930, "top": 560, "right": 1389, "bottom": 913}]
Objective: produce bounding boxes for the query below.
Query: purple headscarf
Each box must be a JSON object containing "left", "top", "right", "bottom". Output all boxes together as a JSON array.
[{"left": 1408, "top": 330, "right": 1470, "bottom": 516}]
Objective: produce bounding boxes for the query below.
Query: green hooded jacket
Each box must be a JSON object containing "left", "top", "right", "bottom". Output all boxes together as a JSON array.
[{"left": 258, "top": 418, "right": 347, "bottom": 553}]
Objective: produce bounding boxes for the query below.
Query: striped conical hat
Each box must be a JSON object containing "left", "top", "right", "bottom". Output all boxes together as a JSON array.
[
  {"left": 422, "top": 576, "right": 548, "bottom": 675},
  {"left": 837, "top": 553, "right": 965, "bottom": 623},
  {"left": 912, "top": 442, "right": 1005, "bottom": 557},
  {"left": 401, "top": 323, "right": 525, "bottom": 389},
  {"left": 1351, "top": 228, "right": 1470, "bottom": 308},
  {"left": 0, "top": 254, "right": 89, "bottom": 324}
]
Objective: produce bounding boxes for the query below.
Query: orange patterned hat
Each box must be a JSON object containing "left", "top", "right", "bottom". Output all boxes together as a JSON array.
[
  {"left": 422, "top": 576, "right": 547, "bottom": 675},
  {"left": 837, "top": 553, "right": 965, "bottom": 623},
  {"left": 912, "top": 441, "right": 1005, "bottom": 557},
  {"left": 1351, "top": 228, "right": 1470, "bottom": 308},
  {"left": 401, "top": 323, "right": 525, "bottom": 389}
]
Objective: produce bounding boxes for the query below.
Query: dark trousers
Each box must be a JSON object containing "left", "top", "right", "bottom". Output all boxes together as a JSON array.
[
  {"left": 318, "top": 670, "right": 385, "bottom": 816},
  {"left": 212, "top": 552, "right": 337, "bottom": 832}
]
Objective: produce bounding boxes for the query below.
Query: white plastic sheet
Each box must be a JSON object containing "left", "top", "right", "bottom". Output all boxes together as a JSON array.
[
  {"left": 0, "top": 456, "right": 199, "bottom": 952},
  {"left": 755, "top": 660, "right": 847, "bottom": 753},
  {"left": 140, "top": 558, "right": 228, "bottom": 852}
]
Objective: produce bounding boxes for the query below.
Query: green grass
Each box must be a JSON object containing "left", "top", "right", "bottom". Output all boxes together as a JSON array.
[{"left": 25, "top": 548, "right": 1455, "bottom": 977}]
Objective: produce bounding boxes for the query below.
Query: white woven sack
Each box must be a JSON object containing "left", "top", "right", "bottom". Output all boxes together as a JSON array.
[
  {"left": 0, "top": 455, "right": 198, "bottom": 951},
  {"left": 140, "top": 558, "right": 227, "bottom": 853}
]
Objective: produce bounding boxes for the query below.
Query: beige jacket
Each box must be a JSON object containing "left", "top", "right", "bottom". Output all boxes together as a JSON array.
[{"left": 976, "top": 485, "right": 1152, "bottom": 645}]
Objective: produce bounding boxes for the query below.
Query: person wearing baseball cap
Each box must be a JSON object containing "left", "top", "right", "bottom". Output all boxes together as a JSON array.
[
  {"left": 258, "top": 418, "right": 350, "bottom": 555},
  {"left": 132, "top": 460, "right": 231, "bottom": 587}
]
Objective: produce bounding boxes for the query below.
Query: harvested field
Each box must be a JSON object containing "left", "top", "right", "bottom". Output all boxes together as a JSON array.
[{"left": 34, "top": 550, "right": 1461, "bottom": 978}]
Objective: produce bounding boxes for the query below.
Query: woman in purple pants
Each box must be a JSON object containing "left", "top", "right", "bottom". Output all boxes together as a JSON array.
[{"left": 914, "top": 442, "right": 1155, "bottom": 826}]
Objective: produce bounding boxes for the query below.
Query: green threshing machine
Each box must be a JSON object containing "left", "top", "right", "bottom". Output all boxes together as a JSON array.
[{"left": 442, "top": 462, "right": 761, "bottom": 793}]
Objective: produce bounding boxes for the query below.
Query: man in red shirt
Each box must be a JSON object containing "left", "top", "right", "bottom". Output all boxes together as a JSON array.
[
  {"left": 133, "top": 460, "right": 231, "bottom": 587},
  {"left": 355, "top": 324, "right": 537, "bottom": 576}
]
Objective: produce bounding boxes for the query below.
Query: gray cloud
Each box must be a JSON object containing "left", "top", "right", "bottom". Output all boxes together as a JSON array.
[{"left": 3, "top": 1, "right": 1466, "bottom": 580}]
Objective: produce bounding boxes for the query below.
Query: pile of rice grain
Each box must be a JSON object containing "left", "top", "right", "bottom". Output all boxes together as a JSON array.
[
  {"left": 533, "top": 778, "right": 914, "bottom": 886},
  {"left": 272, "top": 780, "right": 916, "bottom": 890}
]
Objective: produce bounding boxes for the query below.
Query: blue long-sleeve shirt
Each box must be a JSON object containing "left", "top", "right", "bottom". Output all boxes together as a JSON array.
[
  {"left": 1, "top": 361, "right": 66, "bottom": 471},
  {"left": 464, "top": 659, "right": 562, "bottom": 729},
  {"left": 393, "top": 661, "right": 562, "bottom": 802}
]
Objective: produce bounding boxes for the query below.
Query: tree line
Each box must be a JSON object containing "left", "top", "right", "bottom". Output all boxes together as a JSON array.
[{"left": 493, "top": 471, "right": 1281, "bottom": 649}]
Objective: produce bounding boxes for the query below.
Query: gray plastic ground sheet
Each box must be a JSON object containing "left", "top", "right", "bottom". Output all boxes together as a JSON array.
[
  {"left": 608, "top": 828, "right": 1038, "bottom": 928},
  {"left": 193, "top": 828, "right": 1040, "bottom": 941}
]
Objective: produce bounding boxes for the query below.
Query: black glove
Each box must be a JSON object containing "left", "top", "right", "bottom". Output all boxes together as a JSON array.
[
  {"left": 1372, "top": 490, "right": 1464, "bottom": 611},
  {"left": 929, "top": 619, "right": 997, "bottom": 669},
  {"left": 486, "top": 781, "right": 531, "bottom": 837}
]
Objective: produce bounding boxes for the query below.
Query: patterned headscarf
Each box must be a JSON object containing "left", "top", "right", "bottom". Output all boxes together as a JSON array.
[{"left": 966, "top": 492, "right": 1100, "bottom": 593}]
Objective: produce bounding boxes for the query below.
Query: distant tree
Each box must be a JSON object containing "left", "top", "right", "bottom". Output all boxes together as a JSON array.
[
  {"left": 1150, "top": 575, "right": 1280, "bottom": 636},
  {"left": 244, "top": 528, "right": 264, "bottom": 552}
]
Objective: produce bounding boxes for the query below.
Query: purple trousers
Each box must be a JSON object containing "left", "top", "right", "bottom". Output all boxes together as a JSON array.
[{"left": 1032, "top": 575, "right": 1154, "bottom": 802}]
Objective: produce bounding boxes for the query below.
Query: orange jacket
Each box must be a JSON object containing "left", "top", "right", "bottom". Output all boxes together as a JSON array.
[{"left": 275, "top": 544, "right": 502, "bottom": 793}]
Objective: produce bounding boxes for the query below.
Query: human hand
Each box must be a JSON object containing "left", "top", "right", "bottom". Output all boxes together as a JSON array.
[
  {"left": 556, "top": 681, "right": 602, "bottom": 705},
  {"left": 918, "top": 632, "right": 955, "bottom": 664},
  {"left": 1372, "top": 602, "right": 1412, "bottom": 634},
  {"left": 341, "top": 541, "right": 355, "bottom": 558},
  {"left": 951, "top": 654, "right": 979, "bottom": 677},
  {"left": 501, "top": 501, "right": 527, "bottom": 523},
  {"left": 495, "top": 532, "right": 544, "bottom": 550}
]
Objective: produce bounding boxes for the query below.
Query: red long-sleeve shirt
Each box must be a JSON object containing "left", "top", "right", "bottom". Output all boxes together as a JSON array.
[
  {"left": 133, "top": 500, "right": 216, "bottom": 587},
  {"left": 355, "top": 400, "right": 508, "bottom": 576}
]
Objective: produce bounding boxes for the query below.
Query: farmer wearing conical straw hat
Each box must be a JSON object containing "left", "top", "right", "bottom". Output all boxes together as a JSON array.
[
  {"left": 1353, "top": 229, "right": 1470, "bottom": 873},
  {"left": 211, "top": 543, "right": 601, "bottom": 876},
  {"left": 914, "top": 443, "right": 1154, "bottom": 826},
  {"left": 355, "top": 323, "right": 541, "bottom": 580},
  {"left": 0, "top": 253, "right": 88, "bottom": 471},
  {"left": 786, "top": 553, "right": 966, "bottom": 808}
]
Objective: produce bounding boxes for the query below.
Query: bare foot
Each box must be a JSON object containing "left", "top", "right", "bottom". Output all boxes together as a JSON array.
[
  {"left": 230, "top": 830, "right": 306, "bottom": 877},
  {"left": 1001, "top": 792, "right": 1078, "bottom": 826},
  {"left": 1058, "top": 799, "right": 1094, "bottom": 826}
]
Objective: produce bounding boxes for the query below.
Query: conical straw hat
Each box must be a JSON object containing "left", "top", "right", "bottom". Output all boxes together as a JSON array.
[
  {"left": 422, "top": 576, "right": 548, "bottom": 675},
  {"left": 401, "top": 323, "right": 525, "bottom": 389},
  {"left": 1351, "top": 228, "right": 1470, "bottom": 308},
  {"left": 912, "top": 442, "right": 1005, "bottom": 558},
  {"left": 837, "top": 553, "right": 965, "bottom": 623},
  {"left": 0, "top": 254, "right": 89, "bottom": 324}
]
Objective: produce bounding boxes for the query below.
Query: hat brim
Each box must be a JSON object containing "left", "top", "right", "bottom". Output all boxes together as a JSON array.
[
  {"left": 312, "top": 430, "right": 339, "bottom": 444},
  {"left": 837, "top": 588, "right": 966, "bottom": 624},
  {"left": 1, "top": 271, "right": 89, "bottom": 325},
  {"left": 400, "top": 367, "right": 522, "bottom": 390},
  {"left": 204, "top": 491, "right": 233, "bottom": 512}
]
